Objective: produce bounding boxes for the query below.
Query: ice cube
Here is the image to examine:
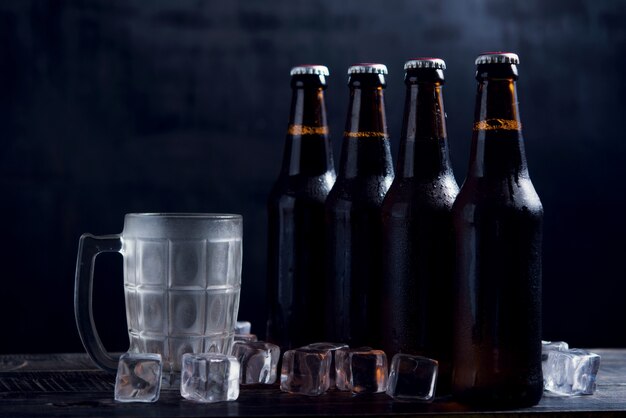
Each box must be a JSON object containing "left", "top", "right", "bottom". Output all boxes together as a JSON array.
[
  {"left": 302, "top": 342, "right": 348, "bottom": 389},
  {"left": 231, "top": 341, "right": 280, "bottom": 384},
  {"left": 543, "top": 348, "right": 601, "bottom": 396},
  {"left": 235, "top": 321, "right": 251, "bottom": 335},
  {"left": 541, "top": 340, "right": 569, "bottom": 361},
  {"left": 235, "top": 334, "right": 258, "bottom": 342},
  {"left": 114, "top": 353, "right": 162, "bottom": 403},
  {"left": 335, "top": 346, "right": 370, "bottom": 391},
  {"left": 335, "top": 347, "right": 351, "bottom": 391},
  {"left": 180, "top": 353, "right": 240, "bottom": 403},
  {"left": 541, "top": 341, "right": 569, "bottom": 362},
  {"left": 280, "top": 348, "right": 331, "bottom": 396},
  {"left": 542, "top": 340, "right": 569, "bottom": 351},
  {"left": 386, "top": 353, "right": 438, "bottom": 402},
  {"left": 349, "top": 349, "right": 388, "bottom": 394}
]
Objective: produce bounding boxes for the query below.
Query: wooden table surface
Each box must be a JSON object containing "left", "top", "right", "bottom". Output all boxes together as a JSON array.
[{"left": 0, "top": 349, "right": 624, "bottom": 417}]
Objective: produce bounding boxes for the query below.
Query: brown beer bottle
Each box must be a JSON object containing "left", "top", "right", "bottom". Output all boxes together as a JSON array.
[
  {"left": 380, "top": 58, "right": 458, "bottom": 394},
  {"left": 325, "top": 63, "right": 394, "bottom": 347},
  {"left": 267, "top": 65, "right": 336, "bottom": 350},
  {"left": 452, "top": 53, "right": 543, "bottom": 407}
]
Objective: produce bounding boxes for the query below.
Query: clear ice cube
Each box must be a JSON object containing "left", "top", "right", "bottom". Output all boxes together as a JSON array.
[
  {"left": 349, "top": 349, "right": 388, "bottom": 394},
  {"left": 280, "top": 348, "right": 331, "bottom": 396},
  {"left": 335, "top": 347, "right": 379, "bottom": 392},
  {"left": 541, "top": 340, "right": 569, "bottom": 350},
  {"left": 235, "top": 334, "right": 258, "bottom": 342},
  {"left": 231, "top": 341, "right": 280, "bottom": 384},
  {"left": 235, "top": 321, "right": 252, "bottom": 335},
  {"left": 180, "top": 353, "right": 240, "bottom": 403},
  {"left": 543, "top": 348, "right": 601, "bottom": 396},
  {"left": 302, "top": 342, "right": 348, "bottom": 389},
  {"left": 386, "top": 353, "right": 438, "bottom": 402},
  {"left": 541, "top": 340, "right": 569, "bottom": 361},
  {"left": 114, "top": 353, "right": 162, "bottom": 403}
]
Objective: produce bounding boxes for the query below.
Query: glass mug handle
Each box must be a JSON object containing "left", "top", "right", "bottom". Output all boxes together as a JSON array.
[{"left": 74, "top": 233, "right": 122, "bottom": 373}]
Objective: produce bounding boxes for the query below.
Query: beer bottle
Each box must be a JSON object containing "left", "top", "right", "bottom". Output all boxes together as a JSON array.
[
  {"left": 325, "top": 63, "right": 394, "bottom": 347},
  {"left": 267, "top": 65, "right": 336, "bottom": 350},
  {"left": 452, "top": 52, "right": 543, "bottom": 407},
  {"left": 381, "top": 58, "right": 458, "bottom": 394}
]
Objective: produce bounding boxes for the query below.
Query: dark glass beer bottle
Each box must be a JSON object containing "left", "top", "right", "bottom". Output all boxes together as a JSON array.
[
  {"left": 381, "top": 58, "right": 458, "bottom": 394},
  {"left": 452, "top": 53, "right": 543, "bottom": 407},
  {"left": 267, "top": 65, "right": 336, "bottom": 350},
  {"left": 325, "top": 63, "right": 394, "bottom": 347}
]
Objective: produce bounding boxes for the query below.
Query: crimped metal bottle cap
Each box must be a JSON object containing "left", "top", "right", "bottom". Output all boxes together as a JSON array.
[
  {"left": 347, "top": 63, "right": 388, "bottom": 75},
  {"left": 290, "top": 65, "right": 330, "bottom": 76},
  {"left": 404, "top": 58, "right": 446, "bottom": 70},
  {"left": 475, "top": 52, "right": 519, "bottom": 65}
]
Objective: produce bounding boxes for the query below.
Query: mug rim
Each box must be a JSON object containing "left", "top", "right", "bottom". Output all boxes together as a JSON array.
[{"left": 125, "top": 213, "right": 242, "bottom": 220}]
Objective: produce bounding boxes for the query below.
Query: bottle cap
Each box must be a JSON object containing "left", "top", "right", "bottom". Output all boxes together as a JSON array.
[
  {"left": 404, "top": 58, "right": 446, "bottom": 70},
  {"left": 290, "top": 65, "right": 330, "bottom": 76},
  {"left": 347, "top": 63, "right": 388, "bottom": 75},
  {"left": 475, "top": 52, "right": 519, "bottom": 65}
]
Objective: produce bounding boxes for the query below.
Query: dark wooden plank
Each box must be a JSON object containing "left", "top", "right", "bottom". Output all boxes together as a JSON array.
[
  {"left": 0, "top": 371, "right": 114, "bottom": 393},
  {"left": 0, "top": 350, "right": 623, "bottom": 417},
  {"left": 0, "top": 353, "right": 100, "bottom": 372}
]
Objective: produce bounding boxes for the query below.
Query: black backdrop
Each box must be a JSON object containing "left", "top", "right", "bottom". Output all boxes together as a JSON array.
[{"left": 1, "top": 0, "right": 625, "bottom": 354}]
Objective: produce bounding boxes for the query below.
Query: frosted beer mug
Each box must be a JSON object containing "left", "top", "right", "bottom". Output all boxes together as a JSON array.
[{"left": 74, "top": 213, "right": 242, "bottom": 375}]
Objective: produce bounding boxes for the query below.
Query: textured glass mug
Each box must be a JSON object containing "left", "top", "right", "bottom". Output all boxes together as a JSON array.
[{"left": 74, "top": 213, "right": 242, "bottom": 374}]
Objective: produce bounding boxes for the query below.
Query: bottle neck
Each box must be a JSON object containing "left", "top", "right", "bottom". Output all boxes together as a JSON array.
[
  {"left": 339, "top": 83, "right": 393, "bottom": 178},
  {"left": 468, "top": 76, "right": 528, "bottom": 179},
  {"left": 281, "top": 85, "right": 334, "bottom": 176},
  {"left": 398, "top": 80, "right": 453, "bottom": 179}
]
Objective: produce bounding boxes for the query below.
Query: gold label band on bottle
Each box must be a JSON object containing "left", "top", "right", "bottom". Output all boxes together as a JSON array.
[
  {"left": 288, "top": 124, "right": 329, "bottom": 135},
  {"left": 473, "top": 118, "right": 522, "bottom": 131},
  {"left": 343, "top": 131, "right": 389, "bottom": 138}
]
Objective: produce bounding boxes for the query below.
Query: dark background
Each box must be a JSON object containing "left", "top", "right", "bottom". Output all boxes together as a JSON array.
[{"left": 1, "top": 0, "right": 625, "bottom": 354}]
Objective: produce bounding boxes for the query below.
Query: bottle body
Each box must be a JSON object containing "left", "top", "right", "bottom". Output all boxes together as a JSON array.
[
  {"left": 451, "top": 54, "right": 543, "bottom": 407},
  {"left": 267, "top": 67, "right": 335, "bottom": 350},
  {"left": 381, "top": 61, "right": 458, "bottom": 395},
  {"left": 325, "top": 65, "right": 394, "bottom": 347},
  {"left": 452, "top": 174, "right": 543, "bottom": 407},
  {"left": 326, "top": 150, "right": 393, "bottom": 346},
  {"left": 267, "top": 173, "right": 335, "bottom": 349}
]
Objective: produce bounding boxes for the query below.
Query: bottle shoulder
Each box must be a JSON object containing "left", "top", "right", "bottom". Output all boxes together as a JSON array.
[
  {"left": 452, "top": 175, "right": 543, "bottom": 216},
  {"left": 326, "top": 174, "right": 393, "bottom": 209},
  {"left": 269, "top": 171, "right": 336, "bottom": 203},
  {"left": 384, "top": 175, "right": 459, "bottom": 202},
  {"left": 382, "top": 175, "right": 459, "bottom": 217}
]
